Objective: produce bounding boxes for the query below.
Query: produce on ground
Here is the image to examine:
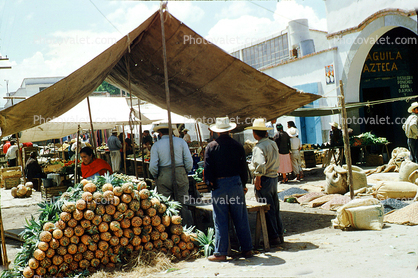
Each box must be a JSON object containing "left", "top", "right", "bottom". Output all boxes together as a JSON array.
[{"left": 2, "top": 173, "right": 201, "bottom": 278}]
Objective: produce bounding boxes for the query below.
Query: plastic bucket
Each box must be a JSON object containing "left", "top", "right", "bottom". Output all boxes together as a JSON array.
[{"left": 42, "top": 178, "right": 55, "bottom": 188}]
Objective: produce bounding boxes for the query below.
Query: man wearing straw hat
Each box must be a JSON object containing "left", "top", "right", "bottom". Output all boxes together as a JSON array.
[
  {"left": 182, "top": 129, "right": 191, "bottom": 143},
  {"left": 150, "top": 123, "right": 193, "bottom": 226},
  {"left": 204, "top": 117, "right": 253, "bottom": 261},
  {"left": 246, "top": 118, "right": 284, "bottom": 246},
  {"left": 107, "top": 128, "right": 122, "bottom": 173},
  {"left": 402, "top": 102, "right": 418, "bottom": 163}
]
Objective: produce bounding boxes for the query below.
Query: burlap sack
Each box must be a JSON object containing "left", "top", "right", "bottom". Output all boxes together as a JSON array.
[
  {"left": 324, "top": 165, "right": 367, "bottom": 194},
  {"left": 324, "top": 165, "right": 348, "bottom": 194},
  {"left": 398, "top": 160, "right": 418, "bottom": 181},
  {"left": 342, "top": 165, "right": 368, "bottom": 191},
  {"left": 332, "top": 198, "right": 384, "bottom": 230},
  {"left": 372, "top": 181, "right": 418, "bottom": 200}
]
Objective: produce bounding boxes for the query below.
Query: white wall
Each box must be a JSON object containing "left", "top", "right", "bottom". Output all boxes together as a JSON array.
[
  {"left": 325, "top": 0, "right": 418, "bottom": 34},
  {"left": 309, "top": 30, "right": 329, "bottom": 52}
]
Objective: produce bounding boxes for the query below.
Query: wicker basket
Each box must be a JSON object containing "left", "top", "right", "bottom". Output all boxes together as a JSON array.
[
  {"left": 4, "top": 177, "right": 21, "bottom": 189},
  {"left": 0, "top": 166, "right": 22, "bottom": 188}
]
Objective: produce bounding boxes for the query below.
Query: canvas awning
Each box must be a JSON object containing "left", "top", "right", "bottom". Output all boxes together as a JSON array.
[
  {"left": 19, "top": 97, "right": 153, "bottom": 142},
  {"left": 0, "top": 10, "right": 320, "bottom": 137}
]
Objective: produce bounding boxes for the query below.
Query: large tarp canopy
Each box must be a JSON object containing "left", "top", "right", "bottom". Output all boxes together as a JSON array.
[
  {"left": 0, "top": 10, "right": 320, "bottom": 136},
  {"left": 18, "top": 97, "right": 153, "bottom": 143}
]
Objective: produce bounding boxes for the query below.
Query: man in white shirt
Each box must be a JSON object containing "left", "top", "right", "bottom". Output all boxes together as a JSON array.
[
  {"left": 182, "top": 129, "right": 191, "bottom": 143},
  {"left": 6, "top": 140, "right": 18, "bottom": 167},
  {"left": 288, "top": 128, "right": 303, "bottom": 180}
]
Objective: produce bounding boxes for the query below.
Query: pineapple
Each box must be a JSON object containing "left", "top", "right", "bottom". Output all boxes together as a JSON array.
[
  {"left": 76, "top": 199, "right": 87, "bottom": 210},
  {"left": 60, "top": 212, "right": 72, "bottom": 222},
  {"left": 102, "top": 183, "right": 113, "bottom": 192},
  {"left": 150, "top": 230, "right": 160, "bottom": 241},
  {"left": 77, "top": 243, "right": 88, "bottom": 253},
  {"left": 40, "top": 257, "right": 52, "bottom": 268},
  {"left": 129, "top": 200, "right": 140, "bottom": 211},
  {"left": 70, "top": 235, "right": 79, "bottom": 244},
  {"left": 150, "top": 197, "right": 161, "bottom": 208},
  {"left": 37, "top": 241, "right": 49, "bottom": 252},
  {"left": 156, "top": 224, "right": 166, "bottom": 233},
  {"left": 92, "top": 192, "right": 103, "bottom": 203},
  {"left": 170, "top": 224, "right": 183, "bottom": 235},
  {"left": 52, "top": 229, "right": 63, "bottom": 240},
  {"left": 160, "top": 231, "right": 168, "bottom": 240},
  {"left": 120, "top": 218, "right": 131, "bottom": 229},
  {"left": 151, "top": 215, "right": 161, "bottom": 226},
  {"left": 120, "top": 237, "right": 129, "bottom": 246},
  {"left": 147, "top": 207, "right": 157, "bottom": 217},
  {"left": 131, "top": 216, "right": 142, "bottom": 227},
  {"left": 49, "top": 239, "right": 60, "bottom": 250},
  {"left": 139, "top": 189, "right": 150, "bottom": 200},
  {"left": 86, "top": 200, "right": 97, "bottom": 211},
  {"left": 122, "top": 183, "right": 134, "bottom": 194},
  {"left": 74, "top": 225, "right": 84, "bottom": 237},
  {"left": 83, "top": 183, "right": 97, "bottom": 193},
  {"left": 95, "top": 249, "right": 105, "bottom": 259},
  {"left": 158, "top": 203, "right": 167, "bottom": 214},
  {"left": 162, "top": 215, "right": 171, "bottom": 227},
  {"left": 181, "top": 249, "right": 191, "bottom": 258},
  {"left": 82, "top": 192, "right": 93, "bottom": 202},
  {"left": 98, "top": 222, "right": 109, "bottom": 233},
  {"left": 142, "top": 216, "right": 151, "bottom": 226},
  {"left": 35, "top": 267, "right": 46, "bottom": 276},
  {"left": 59, "top": 237, "right": 70, "bottom": 247},
  {"left": 67, "top": 218, "right": 78, "bottom": 228},
  {"left": 67, "top": 244, "right": 77, "bottom": 255},
  {"left": 144, "top": 241, "right": 153, "bottom": 251},
  {"left": 54, "top": 220, "right": 66, "bottom": 230},
  {"left": 153, "top": 239, "right": 163, "bottom": 249},
  {"left": 100, "top": 232, "right": 112, "bottom": 242},
  {"left": 117, "top": 203, "right": 128, "bottom": 213},
  {"left": 124, "top": 209, "right": 135, "bottom": 219},
  {"left": 92, "top": 215, "right": 102, "bottom": 226},
  {"left": 48, "top": 265, "right": 58, "bottom": 275},
  {"left": 113, "top": 186, "right": 123, "bottom": 196},
  {"left": 132, "top": 236, "right": 141, "bottom": 246},
  {"left": 171, "top": 215, "right": 182, "bottom": 225},
  {"left": 121, "top": 193, "right": 132, "bottom": 204},
  {"left": 63, "top": 254, "right": 73, "bottom": 264},
  {"left": 113, "top": 196, "right": 121, "bottom": 206},
  {"left": 45, "top": 248, "right": 55, "bottom": 258},
  {"left": 164, "top": 239, "right": 174, "bottom": 249},
  {"left": 109, "top": 236, "right": 120, "bottom": 246},
  {"left": 113, "top": 211, "right": 124, "bottom": 221},
  {"left": 62, "top": 202, "right": 76, "bottom": 213},
  {"left": 142, "top": 225, "right": 152, "bottom": 234},
  {"left": 95, "top": 204, "right": 106, "bottom": 215},
  {"left": 56, "top": 246, "right": 67, "bottom": 256},
  {"left": 28, "top": 258, "right": 39, "bottom": 269},
  {"left": 52, "top": 254, "right": 63, "bottom": 266},
  {"left": 141, "top": 199, "right": 152, "bottom": 210},
  {"left": 63, "top": 227, "right": 74, "bottom": 238},
  {"left": 43, "top": 222, "right": 55, "bottom": 232},
  {"left": 72, "top": 209, "right": 84, "bottom": 221},
  {"left": 178, "top": 241, "right": 187, "bottom": 250},
  {"left": 40, "top": 231, "right": 52, "bottom": 242},
  {"left": 22, "top": 267, "right": 34, "bottom": 278},
  {"left": 98, "top": 241, "right": 109, "bottom": 251}
]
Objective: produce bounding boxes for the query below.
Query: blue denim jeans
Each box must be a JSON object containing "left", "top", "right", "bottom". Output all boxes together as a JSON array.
[
  {"left": 407, "top": 138, "right": 418, "bottom": 163},
  {"left": 211, "top": 175, "right": 253, "bottom": 256},
  {"left": 255, "top": 176, "right": 284, "bottom": 239}
]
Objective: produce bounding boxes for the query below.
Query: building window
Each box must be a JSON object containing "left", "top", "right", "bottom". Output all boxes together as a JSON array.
[
  {"left": 239, "top": 34, "right": 289, "bottom": 70},
  {"left": 39, "top": 87, "right": 47, "bottom": 92}
]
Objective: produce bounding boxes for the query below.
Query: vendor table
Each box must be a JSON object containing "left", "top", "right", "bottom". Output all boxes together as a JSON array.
[{"left": 187, "top": 200, "right": 271, "bottom": 252}]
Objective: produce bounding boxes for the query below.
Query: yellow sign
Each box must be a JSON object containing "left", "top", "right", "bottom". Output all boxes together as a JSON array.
[{"left": 362, "top": 51, "right": 402, "bottom": 73}]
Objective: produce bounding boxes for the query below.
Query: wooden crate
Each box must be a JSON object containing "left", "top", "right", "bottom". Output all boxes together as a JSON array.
[
  {"left": 44, "top": 164, "right": 63, "bottom": 173},
  {"left": 4, "top": 177, "right": 21, "bottom": 189},
  {"left": 196, "top": 182, "right": 210, "bottom": 193},
  {"left": 41, "top": 185, "right": 68, "bottom": 200},
  {"left": 0, "top": 166, "right": 22, "bottom": 188}
]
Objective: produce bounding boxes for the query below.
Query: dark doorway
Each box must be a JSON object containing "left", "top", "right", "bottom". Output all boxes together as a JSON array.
[{"left": 361, "top": 87, "right": 392, "bottom": 140}]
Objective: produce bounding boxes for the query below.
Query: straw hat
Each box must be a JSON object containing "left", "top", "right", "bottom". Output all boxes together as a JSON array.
[
  {"left": 183, "top": 129, "right": 189, "bottom": 132},
  {"left": 209, "top": 117, "right": 237, "bottom": 132},
  {"left": 70, "top": 138, "right": 76, "bottom": 143},
  {"left": 329, "top": 122, "right": 339, "bottom": 128},
  {"left": 153, "top": 123, "right": 170, "bottom": 131},
  {"left": 408, "top": 102, "right": 418, "bottom": 113},
  {"left": 111, "top": 128, "right": 118, "bottom": 133},
  {"left": 288, "top": 127, "right": 299, "bottom": 137},
  {"left": 244, "top": 118, "right": 273, "bottom": 131}
]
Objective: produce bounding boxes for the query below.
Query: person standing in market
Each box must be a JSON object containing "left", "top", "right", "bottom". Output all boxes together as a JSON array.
[
  {"left": 149, "top": 123, "right": 193, "bottom": 226},
  {"left": 274, "top": 123, "right": 292, "bottom": 183},
  {"left": 5, "top": 140, "right": 18, "bottom": 167},
  {"left": 402, "top": 102, "right": 418, "bottom": 163},
  {"left": 288, "top": 128, "right": 303, "bottom": 180},
  {"left": 204, "top": 117, "right": 253, "bottom": 261},
  {"left": 2, "top": 138, "right": 10, "bottom": 154},
  {"left": 108, "top": 128, "right": 122, "bottom": 173},
  {"left": 266, "top": 118, "right": 277, "bottom": 139},
  {"left": 247, "top": 118, "right": 284, "bottom": 246},
  {"left": 25, "top": 152, "right": 45, "bottom": 190},
  {"left": 182, "top": 129, "right": 191, "bottom": 143},
  {"left": 329, "top": 122, "right": 343, "bottom": 146}
]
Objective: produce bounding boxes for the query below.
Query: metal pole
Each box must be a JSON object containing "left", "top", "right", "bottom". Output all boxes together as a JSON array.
[
  {"left": 339, "top": 80, "right": 354, "bottom": 199},
  {"left": 86, "top": 97, "right": 97, "bottom": 156},
  {"left": 160, "top": 3, "right": 178, "bottom": 200}
]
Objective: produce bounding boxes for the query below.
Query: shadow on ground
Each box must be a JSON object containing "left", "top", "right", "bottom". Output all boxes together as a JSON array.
[{"left": 281, "top": 210, "right": 335, "bottom": 236}]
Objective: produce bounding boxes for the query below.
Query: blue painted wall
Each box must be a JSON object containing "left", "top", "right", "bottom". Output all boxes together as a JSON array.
[{"left": 293, "top": 83, "right": 322, "bottom": 145}]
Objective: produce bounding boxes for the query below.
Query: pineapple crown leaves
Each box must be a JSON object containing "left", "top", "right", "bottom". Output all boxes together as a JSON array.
[
  {"left": 149, "top": 188, "right": 168, "bottom": 203},
  {"left": 183, "top": 225, "right": 195, "bottom": 234},
  {"left": 194, "top": 228, "right": 215, "bottom": 257},
  {"left": 164, "top": 198, "right": 182, "bottom": 216}
]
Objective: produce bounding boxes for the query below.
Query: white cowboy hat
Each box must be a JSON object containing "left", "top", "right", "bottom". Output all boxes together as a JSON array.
[
  {"left": 111, "top": 127, "right": 118, "bottom": 133},
  {"left": 153, "top": 123, "right": 170, "bottom": 131},
  {"left": 244, "top": 118, "right": 273, "bottom": 131},
  {"left": 209, "top": 117, "right": 237, "bottom": 132},
  {"left": 408, "top": 102, "right": 418, "bottom": 113},
  {"left": 183, "top": 129, "right": 189, "bottom": 132},
  {"left": 287, "top": 127, "right": 299, "bottom": 137},
  {"left": 329, "top": 122, "right": 339, "bottom": 128}
]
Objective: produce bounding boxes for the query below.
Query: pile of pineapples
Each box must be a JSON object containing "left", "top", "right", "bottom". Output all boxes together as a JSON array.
[{"left": 16, "top": 174, "right": 198, "bottom": 278}]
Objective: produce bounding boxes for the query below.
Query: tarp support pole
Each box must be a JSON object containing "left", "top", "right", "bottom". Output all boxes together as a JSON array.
[
  {"left": 339, "top": 80, "right": 354, "bottom": 199},
  {"left": 123, "top": 124, "right": 127, "bottom": 175},
  {"left": 160, "top": 3, "right": 178, "bottom": 200},
  {"left": 86, "top": 97, "right": 97, "bottom": 156},
  {"left": 138, "top": 100, "right": 145, "bottom": 178},
  {"left": 74, "top": 125, "right": 80, "bottom": 184},
  {"left": 126, "top": 53, "right": 138, "bottom": 179}
]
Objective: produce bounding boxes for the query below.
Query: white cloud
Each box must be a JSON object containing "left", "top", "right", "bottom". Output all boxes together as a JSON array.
[
  {"left": 215, "top": 2, "right": 252, "bottom": 20},
  {"left": 168, "top": 2, "right": 205, "bottom": 23},
  {"left": 206, "top": 1, "right": 327, "bottom": 51}
]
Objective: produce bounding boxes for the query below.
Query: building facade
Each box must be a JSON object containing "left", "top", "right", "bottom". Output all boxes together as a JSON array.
[{"left": 232, "top": 0, "right": 417, "bottom": 149}]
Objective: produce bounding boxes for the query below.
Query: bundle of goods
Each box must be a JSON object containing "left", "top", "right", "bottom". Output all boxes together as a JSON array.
[
  {"left": 4, "top": 173, "right": 200, "bottom": 278},
  {"left": 10, "top": 182, "right": 33, "bottom": 198}
]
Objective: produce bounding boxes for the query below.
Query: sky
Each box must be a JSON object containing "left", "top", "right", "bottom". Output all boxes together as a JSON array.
[{"left": 0, "top": 0, "right": 327, "bottom": 107}]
